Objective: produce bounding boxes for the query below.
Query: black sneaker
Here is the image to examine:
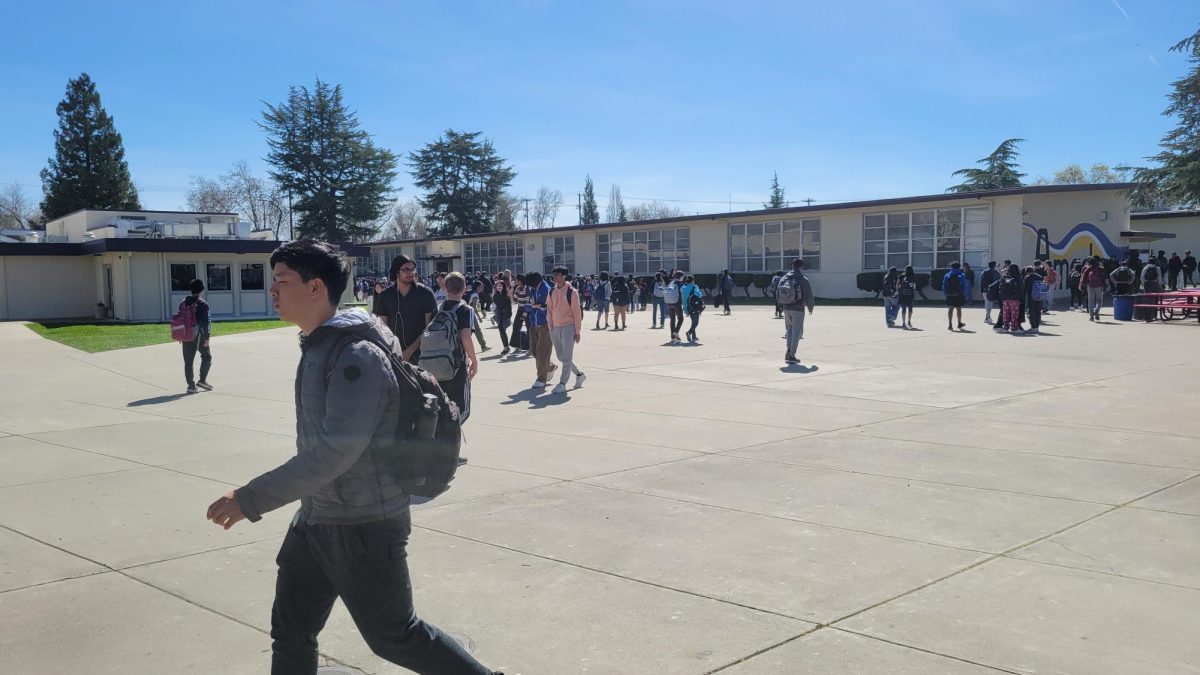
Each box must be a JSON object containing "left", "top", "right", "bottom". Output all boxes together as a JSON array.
[{"left": 196, "top": 381, "right": 213, "bottom": 391}]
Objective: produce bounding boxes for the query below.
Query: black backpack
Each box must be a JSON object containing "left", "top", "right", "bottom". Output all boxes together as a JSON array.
[
  {"left": 325, "top": 333, "right": 464, "bottom": 500},
  {"left": 944, "top": 272, "right": 964, "bottom": 297},
  {"left": 898, "top": 278, "right": 916, "bottom": 301},
  {"left": 687, "top": 288, "right": 705, "bottom": 314}
]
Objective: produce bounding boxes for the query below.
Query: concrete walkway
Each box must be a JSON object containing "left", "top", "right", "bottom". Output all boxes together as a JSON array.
[{"left": 1, "top": 303, "right": 1197, "bottom": 674}]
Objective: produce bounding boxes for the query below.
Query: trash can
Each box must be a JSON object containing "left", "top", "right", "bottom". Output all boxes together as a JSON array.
[{"left": 1113, "top": 295, "right": 1135, "bottom": 321}]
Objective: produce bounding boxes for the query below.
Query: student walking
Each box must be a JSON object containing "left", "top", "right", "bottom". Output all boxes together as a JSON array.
[
  {"left": 1068, "top": 263, "right": 1084, "bottom": 310},
  {"left": 1080, "top": 257, "right": 1107, "bottom": 321},
  {"left": 492, "top": 270, "right": 514, "bottom": 355},
  {"left": 1024, "top": 266, "right": 1044, "bottom": 334},
  {"left": 466, "top": 282, "right": 490, "bottom": 352},
  {"left": 651, "top": 271, "right": 668, "bottom": 328},
  {"left": 897, "top": 266, "right": 917, "bottom": 329},
  {"left": 593, "top": 272, "right": 611, "bottom": 330},
  {"left": 371, "top": 254, "right": 438, "bottom": 364},
  {"left": 881, "top": 267, "right": 900, "bottom": 327},
  {"left": 547, "top": 265, "right": 586, "bottom": 394},
  {"left": 609, "top": 274, "right": 630, "bottom": 329},
  {"left": 206, "top": 240, "right": 501, "bottom": 675},
  {"left": 1183, "top": 251, "right": 1197, "bottom": 288},
  {"left": 181, "top": 278, "right": 213, "bottom": 393},
  {"left": 665, "top": 271, "right": 686, "bottom": 343},
  {"left": 779, "top": 258, "right": 815, "bottom": 363},
  {"left": 768, "top": 271, "right": 785, "bottom": 318},
  {"left": 942, "top": 262, "right": 970, "bottom": 331},
  {"left": 680, "top": 274, "right": 704, "bottom": 342},
  {"left": 718, "top": 269, "right": 735, "bottom": 315},
  {"left": 427, "top": 272, "right": 480, "bottom": 421},
  {"left": 525, "top": 271, "right": 557, "bottom": 388}
]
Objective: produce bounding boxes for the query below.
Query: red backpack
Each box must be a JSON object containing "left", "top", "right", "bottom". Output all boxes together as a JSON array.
[{"left": 171, "top": 300, "right": 199, "bottom": 342}]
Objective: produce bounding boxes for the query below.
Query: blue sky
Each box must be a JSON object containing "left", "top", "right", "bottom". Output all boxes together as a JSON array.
[{"left": 1, "top": 0, "right": 1195, "bottom": 221}]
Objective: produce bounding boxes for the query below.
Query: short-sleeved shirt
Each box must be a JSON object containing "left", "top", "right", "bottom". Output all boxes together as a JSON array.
[
  {"left": 437, "top": 299, "right": 475, "bottom": 418},
  {"left": 372, "top": 282, "right": 437, "bottom": 350}
]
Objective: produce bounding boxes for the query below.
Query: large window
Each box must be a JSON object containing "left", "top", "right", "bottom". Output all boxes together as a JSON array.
[
  {"left": 543, "top": 236, "right": 576, "bottom": 274},
  {"left": 863, "top": 206, "right": 989, "bottom": 271},
  {"left": 372, "top": 246, "right": 403, "bottom": 277},
  {"left": 170, "top": 263, "right": 196, "bottom": 291},
  {"left": 413, "top": 244, "right": 430, "bottom": 277},
  {"left": 464, "top": 238, "right": 523, "bottom": 275},
  {"left": 240, "top": 263, "right": 264, "bottom": 291},
  {"left": 729, "top": 219, "right": 820, "bottom": 272},
  {"left": 597, "top": 227, "right": 689, "bottom": 275},
  {"left": 206, "top": 263, "right": 232, "bottom": 291}
]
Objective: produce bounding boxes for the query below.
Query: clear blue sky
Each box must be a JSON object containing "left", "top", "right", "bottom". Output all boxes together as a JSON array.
[{"left": 1, "top": 0, "right": 1195, "bottom": 220}]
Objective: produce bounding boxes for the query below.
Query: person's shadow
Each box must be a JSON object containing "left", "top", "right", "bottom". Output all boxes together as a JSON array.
[
  {"left": 500, "top": 388, "right": 571, "bottom": 409},
  {"left": 780, "top": 363, "right": 819, "bottom": 374},
  {"left": 127, "top": 393, "right": 192, "bottom": 406}
]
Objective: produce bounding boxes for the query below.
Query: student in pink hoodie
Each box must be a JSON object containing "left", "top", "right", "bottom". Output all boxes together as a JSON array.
[{"left": 547, "top": 265, "right": 587, "bottom": 394}]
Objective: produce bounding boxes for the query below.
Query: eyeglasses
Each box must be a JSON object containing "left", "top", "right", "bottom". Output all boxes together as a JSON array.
[{"left": 398, "top": 267, "right": 417, "bottom": 273}]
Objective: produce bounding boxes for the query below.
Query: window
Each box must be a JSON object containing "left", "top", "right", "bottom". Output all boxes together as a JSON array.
[
  {"left": 863, "top": 206, "right": 989, "bottom": 270},
  {"left": 413, "top": 245, "right": 430, "bottom": 277},
  {"left": 240, "top": 263, "right": 264, "bottom": 291},
  {"left": 206, "top": 263, "right": 232, "bottom": 291},
  {"left": 463, "top": 238, "right": 523, "bottom": 275},
  {"left": 729, "top": 219, "right": 820, "bottom": 272},
  {"left": 170, "top": 263, "right": 196, "bottom": 291},
  {"left": 597, "top": 227, "right": 689, "bottom": 275},
  {"left": 543, "top": 236, "right": 576, "bottom": 274}
]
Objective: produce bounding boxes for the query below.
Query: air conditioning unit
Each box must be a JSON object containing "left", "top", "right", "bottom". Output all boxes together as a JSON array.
[{"left": 429, "top": 240, "right": 456, "bottom": 257}]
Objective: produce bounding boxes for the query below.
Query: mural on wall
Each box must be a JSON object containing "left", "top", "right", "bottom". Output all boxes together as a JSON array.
[{"left": 1022, "top": 222, "right": 1123, "bottom": 261}]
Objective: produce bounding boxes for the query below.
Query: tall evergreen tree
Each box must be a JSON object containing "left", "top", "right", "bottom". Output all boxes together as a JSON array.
[
  {"left": 947, "top": 138, "right": 1026, "bottom": 192},
  {"left": 580, "top": 175, "right": 600, "bottom": 224},
  {"left": 407, "top": 129, "right": 516, "bottom": 237},
  {"left": 39, "top": 73, "right": 140, "bottom": 220},
  {"left": 261, "top": 79, "right": 398, "bottom": 242},
  {"left": 1128, "top": 27, "right": 1200, "bottom": 209},
  {"left": 764, "top": 172, "right": 787, "bottom": 209}
]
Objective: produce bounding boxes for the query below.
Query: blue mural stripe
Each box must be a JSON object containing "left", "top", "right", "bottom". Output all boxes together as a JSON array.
[{"left": 1023, "top": 222, "right": 1120, "bottom": 258}]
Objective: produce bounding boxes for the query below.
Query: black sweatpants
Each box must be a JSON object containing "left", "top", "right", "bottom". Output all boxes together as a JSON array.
[{"left": 182, "top": 335, "right": 211, "bottom": 387}]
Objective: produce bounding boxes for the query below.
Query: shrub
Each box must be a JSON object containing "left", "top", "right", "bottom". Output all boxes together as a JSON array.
[
  {"left": 693, "top": 273, "right": 717, "bottom": 295},
  {"left": 856, "top": 272, "right": 885, "bottom": 296},
  {"left": 732, "top": 273, "right": 754, "bottom": 296},
  {"left": 752, "top": 273, "right": 774, "bottom": 296}
]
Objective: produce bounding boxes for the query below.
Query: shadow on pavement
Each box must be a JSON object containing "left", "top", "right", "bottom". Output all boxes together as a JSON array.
[
  {"left": 127, "top": 393, "right": 192, "bottom": 406},
  {"left": 500, "top": 388, "right": 571, "bottom": 409},
  {"left": 780, "top": 363, "right": 819, "bottom": 374}
]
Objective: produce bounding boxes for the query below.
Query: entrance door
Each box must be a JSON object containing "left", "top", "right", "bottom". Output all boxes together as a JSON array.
[{"left": 436, "top": 260, "right": 451, "bottom": 273}]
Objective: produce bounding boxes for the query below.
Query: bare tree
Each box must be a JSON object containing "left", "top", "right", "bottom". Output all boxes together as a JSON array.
[
  {"left": 532, "top": 186, "right": 563, "bottom": 229},
  {"left": 626, "top": 200, "right": 682, "bottom": 221},
  {"left": 0, "top": 183, "right": 43, "bottom": 229},
  {"left": 186, "top": 161, "right": 291, "bottom": 238},
  {"left": 376, "top": 201, "right": 428, "bottom": 241},
  {"left": 606, "top": 184, "right": 625, "bottom": 223},
  {"left": 492, "top": 192, "right": 524, "bottom": 232}
]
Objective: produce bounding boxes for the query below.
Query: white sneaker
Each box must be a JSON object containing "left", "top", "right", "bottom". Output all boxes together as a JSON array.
[
  {"left": 532, "top": 379, "right": 546, "bottom": 389},
  {"left": 575, "top": 372, "right": 587, "bottom": 388},
  {"left": 552, "top": 383, "right": 567, "bottom": 394}
]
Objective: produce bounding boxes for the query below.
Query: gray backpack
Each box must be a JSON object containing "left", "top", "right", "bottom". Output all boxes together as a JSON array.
[
  {"left": 418, "top": 302, "right": 465, "bottom": 381},
  {"left": 776, "top": 272, "right": 802, "bottom": 305}
]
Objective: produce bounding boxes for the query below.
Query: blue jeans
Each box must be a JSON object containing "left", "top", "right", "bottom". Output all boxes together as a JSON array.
[
  {"left": 270, "top": 510, "right": 493, "bottom": 675},
  {"left": 687, "top": 312, "right": 700, "bottom": 337},
  {"left": 653, "top": 298, "right": 667, "bottom": 324}
]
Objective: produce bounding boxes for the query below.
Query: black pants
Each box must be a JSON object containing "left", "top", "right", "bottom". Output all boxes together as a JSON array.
[
  {"left": 495, "top": 306, "right": 512, "bottom": 350},
  {"left": 1184, "top": 270, "right": 1195, "bottom": 287},
  {"left": 669, "top": 304, "right": 684, "bottom": 336},
  {"left": 511, "top": 306, "right": 526, "bottom": 349},
  {"left": 182, "top": 336, "right": 211, "bottom": 386},
  {"left": 1027, "top": 299, "right": 1042, "bottom": 330},
  {"left": 271, "top": 511, "right": 492, "bottom": 675},
  {"left": 1168, "top": 271, "right": 1180, "bottom": 290}
]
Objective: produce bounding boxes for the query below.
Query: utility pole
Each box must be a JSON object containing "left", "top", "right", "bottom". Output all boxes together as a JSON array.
[
  {"left": 287, "top": 190, "right": 294, "bottom": 240},
  {"left": 802, "top": 198, "right": 815, "bottom": 206},
  {"left": 577, "top": 192, "right": 582, "bottom": 224},
  {"left": 523, "top": 198, "right": 530, "bottom": 229}
]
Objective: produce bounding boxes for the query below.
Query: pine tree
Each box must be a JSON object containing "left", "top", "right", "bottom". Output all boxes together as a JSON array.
[
  {"left": 39, "top": 73, "right": 140, "bottom": 220},
  {"left": 261, "top": 79, "right": 398, "bottom": 242},
  {"left": 947, "top": 139, "right": 1026, "bottom": 192},
  {"left": 408, "top": 129, "right": 516, "bottom": 237},
  {"left": 581, "top": 175, "right": 600, "bottom": 224},
  {"left": 763, "top": 172, "right": 787, "bottom": 209},
  {"left": 1128, "top": 27, "right": 1200, "bottom": 209}
]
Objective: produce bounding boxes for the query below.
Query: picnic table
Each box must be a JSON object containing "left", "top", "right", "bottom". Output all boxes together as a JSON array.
[{"left": 1133, "top": 290, "right": 1200, "bottom": 323}]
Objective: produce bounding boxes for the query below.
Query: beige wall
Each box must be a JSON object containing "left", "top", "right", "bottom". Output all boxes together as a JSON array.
[
  {"left": 1020, "top": 190, "right": 1130, "bottom": 262},
  {"left": 0, "top": 256, "right": 96, "bottom": 319},
  {"left": 1127, "top": 215, "right": 1200, "bottom": 258}
]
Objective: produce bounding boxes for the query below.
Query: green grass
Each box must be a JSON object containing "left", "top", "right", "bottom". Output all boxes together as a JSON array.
[{"left": 26, "top": 319, "right": 291, "bottom": 353}]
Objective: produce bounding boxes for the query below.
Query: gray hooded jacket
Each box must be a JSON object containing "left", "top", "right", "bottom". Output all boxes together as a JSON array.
[{"left": 235, "top": 309, "right": 411, "bottom": 525}]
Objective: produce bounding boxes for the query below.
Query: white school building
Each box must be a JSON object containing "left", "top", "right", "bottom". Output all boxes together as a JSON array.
[{"left": 364, "top": 184, "right": 1193, "bottom": 298}]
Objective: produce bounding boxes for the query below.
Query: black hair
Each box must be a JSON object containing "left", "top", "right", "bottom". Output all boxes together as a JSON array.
[
  {"left": 189, "top": 278, "right": 204, "bottom": 294},
  {"left": 552, "top": 265, "right": 569, "bottom": 276},
  {"left": 388, "top": 254, "right": 416, "bottom": 280},
  {"left": 791, "top": 257, "right": 805, "bottom": 270},
  {"left": 950, "top": 261, "right": 961, "bottom": 269},
  {"left": 270, "top": 240, "right": 349, "bottom": 306},
  {"left": 525, "top": 271, "right": 543, "bottom": 285},
  {"left": 988, "top": 261, "right": 996, "bottom": 268},
  {"left": 600, "top": 271, "right": 609, "bottom": 281}
]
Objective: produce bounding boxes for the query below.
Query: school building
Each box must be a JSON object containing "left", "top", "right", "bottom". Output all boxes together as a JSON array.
[
  {"left": 0, "top": 209, "right": 362, "bottom": 322},
  {"left": 364, "top": 184, "right": 1186, "bottom": 298}
]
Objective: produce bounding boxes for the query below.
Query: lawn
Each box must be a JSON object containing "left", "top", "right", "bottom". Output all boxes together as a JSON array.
[{"left": 25, "top": 319, "right": 291, "bottom": 353}]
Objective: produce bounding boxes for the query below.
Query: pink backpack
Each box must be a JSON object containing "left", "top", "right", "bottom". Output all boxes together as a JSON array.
[{"left": 171, "top": 300, "right": 198, "bottom": 342}]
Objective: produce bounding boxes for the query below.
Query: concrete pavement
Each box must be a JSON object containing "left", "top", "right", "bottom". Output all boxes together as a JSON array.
[{"left": 1, "top": 302, "right": 1197, "bottom": 674}]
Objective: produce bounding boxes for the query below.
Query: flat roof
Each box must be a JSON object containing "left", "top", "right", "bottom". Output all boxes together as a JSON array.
[
  {"left": 1130, "top": 210, "right": 1200, "bottom": 220},
  {"left": 0, "top": 239, "right": 369, "bottom": 257},
  {"left": 46, "top": 208, "right": 240, "bottom": 223},
  {"left": 371, "top": 183, "right": 1135, "bottom": 246}
]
